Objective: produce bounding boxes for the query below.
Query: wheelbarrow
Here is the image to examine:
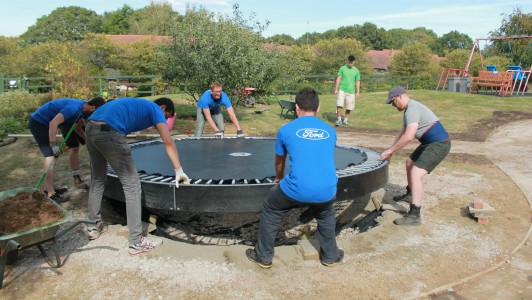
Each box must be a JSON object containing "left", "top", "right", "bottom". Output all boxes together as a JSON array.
[{"left": 0, "top": 187, "right": 95, "bottom": 289}]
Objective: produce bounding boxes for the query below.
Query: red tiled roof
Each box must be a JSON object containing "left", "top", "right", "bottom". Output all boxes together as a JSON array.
[{"left": 365, "top": 49, "right": 398, "bottom": 70}]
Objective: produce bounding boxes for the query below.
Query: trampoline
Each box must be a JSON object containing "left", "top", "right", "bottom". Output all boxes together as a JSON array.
[{"left": 103, "top": 137, "right": 388, "bottom": 240}]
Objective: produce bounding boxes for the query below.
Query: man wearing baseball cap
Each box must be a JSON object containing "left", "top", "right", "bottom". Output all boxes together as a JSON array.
[{"left": 380, "top": 86, "right": 451, "bottom": 225}]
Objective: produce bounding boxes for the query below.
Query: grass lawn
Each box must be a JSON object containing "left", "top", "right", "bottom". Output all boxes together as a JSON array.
[{"left": 145, "top": 90, "right": 532, "bottom": 139}]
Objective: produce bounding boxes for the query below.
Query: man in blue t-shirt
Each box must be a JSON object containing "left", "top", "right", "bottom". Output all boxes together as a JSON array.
[
  {"left": 85, "top": 97, "right": 190, "bottom": 255},
  {"left": 381, "top": 86, "right": 451, "bottom": 226},
  {"left": 246, "top": 88, "right": 343, "bottom": 269},
  {"left": 194, "top": 81, "right": 244, "bottom": 138},
  {"left": 29, "top": 97, "right": 105, "bottom": 203}
]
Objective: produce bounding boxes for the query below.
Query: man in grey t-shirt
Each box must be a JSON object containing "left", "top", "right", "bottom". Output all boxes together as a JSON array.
[{"left": 380, "top": 86, "right": 451, "bottom": 225}]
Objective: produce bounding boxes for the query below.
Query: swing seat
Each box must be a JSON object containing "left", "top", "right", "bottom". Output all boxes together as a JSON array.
[{"left": 508, "top": 66, "right": 526, "bottom": 81}]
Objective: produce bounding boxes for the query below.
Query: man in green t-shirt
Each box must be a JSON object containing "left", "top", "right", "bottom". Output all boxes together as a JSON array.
[{"left": 334, "top": 55, "right": 361, "bottom": 126}]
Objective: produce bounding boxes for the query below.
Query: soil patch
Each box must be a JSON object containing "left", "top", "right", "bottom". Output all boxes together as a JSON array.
[
  {"left": 339, "top": 110, "right": 532, "bottom": 142},
  {"left": 0, "top": 191, "right": 65, "bottom": 236},
  {"left": 452, "top": 110, "right": 532, "bottom": 142}
]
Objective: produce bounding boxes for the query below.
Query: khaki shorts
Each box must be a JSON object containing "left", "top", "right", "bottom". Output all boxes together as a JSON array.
[{"left": 336, "top": 90, "right": 355, "bottom": 110}]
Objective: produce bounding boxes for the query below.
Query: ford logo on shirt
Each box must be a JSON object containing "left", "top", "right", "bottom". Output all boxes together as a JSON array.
[{"left": 296, "top": 128, "right": 329, "bottom": 140}]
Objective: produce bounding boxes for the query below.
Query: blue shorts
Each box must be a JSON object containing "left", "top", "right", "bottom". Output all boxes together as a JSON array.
[{"left": 29, "top": 117, "right": 80, "bottom": 157}]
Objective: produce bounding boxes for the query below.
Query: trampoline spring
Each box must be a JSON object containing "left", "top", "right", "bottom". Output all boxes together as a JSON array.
[
  {"left": 206, "top": 179, "right": 213, "bottom": 185},
  {"left": 265, "top": 178, "right": 273, "bottom": 183},
  {"left": 231, "top": 179, "right": 236, "bottom": 185},
  {"left": 254, "top": 179, "right": 261, "bottom": 184},
  {"left": 218, "top": 179, "right": 224, "bottom": 185},
  {"left": 243, "top": 179, "right": 248, "bottom": 184},
  {"left": 160, "top": 177, "right": 174, "bottom": 183},
  {"left": 193, "top": 179, "right": 203, "bottom": 184},
  {"left": 150, "top": 176, "right": 165, "bottom": 182}
]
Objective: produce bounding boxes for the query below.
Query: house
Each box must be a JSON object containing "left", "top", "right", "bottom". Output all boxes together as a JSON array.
[{"left": 365, "top": 49, "right": 397, "bottom": 73}]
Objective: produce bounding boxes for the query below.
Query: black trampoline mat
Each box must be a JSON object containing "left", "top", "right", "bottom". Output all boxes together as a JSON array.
[{"left": 131, "top": 138, "right": 367, "bottom": 180}]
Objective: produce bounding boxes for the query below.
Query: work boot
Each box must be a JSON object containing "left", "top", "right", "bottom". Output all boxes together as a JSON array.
[
  {"left": 393, "top": 186, "right": 411, "bottom": 202},
  {"left": 394, "top": 203, "right": 421, "bottom": 226},
  {"left": 74, "top": 175, "right": 89, "bottom": 190},
  {"left": 48, "top": 192, "right": 69, "bottom": 204}
]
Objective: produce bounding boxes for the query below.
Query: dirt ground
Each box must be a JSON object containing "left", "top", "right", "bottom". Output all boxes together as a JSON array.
[{"left": 0, "top": 117, "right": 531, "bottom": 299}]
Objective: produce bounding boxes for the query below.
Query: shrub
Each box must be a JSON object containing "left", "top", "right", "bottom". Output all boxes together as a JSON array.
[
  {"left": 0, "top": 90, "right": 42, "bottom": 137},
  {"left": 0, "top": 90, "right": 41, "bottom": 118}
]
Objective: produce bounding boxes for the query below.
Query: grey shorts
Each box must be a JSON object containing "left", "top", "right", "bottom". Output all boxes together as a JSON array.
[{"left": 410, "top": 140, "right": 451, "bottom": 173}]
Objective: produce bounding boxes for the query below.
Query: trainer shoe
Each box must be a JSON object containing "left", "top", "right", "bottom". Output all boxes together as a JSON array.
[
  {"left": 87, "top": 221, "right": 108, "bottom": 240},
  {"left": 342, "top": 119, "right": 349, "bottom": 126},
  {"left": 393, "top": 186, "right": 411, "bottom": 202},
  {"left": 129, "top": 236, "right": 163, "bottom": 255},
  {"left": 320, "top": 249, "right": 344, "bottom": 267},
  {"left": 245, "top": 248, "right": 272, "bottom": 269},
  {"left": 335, "top": 119, "right": 342, "bottom": 127},
  {"left": 48, "top": 192, "right": 68, "bottom": 204}
]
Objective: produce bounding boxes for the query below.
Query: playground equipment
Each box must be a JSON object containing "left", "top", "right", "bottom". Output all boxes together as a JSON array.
[{"left": 436, "top": 36, "right": 532, "bottom": 96}]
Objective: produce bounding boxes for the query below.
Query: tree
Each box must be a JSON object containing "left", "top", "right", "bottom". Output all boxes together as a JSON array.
[
  {"left": 0, "top": 37, "right": 25, "bottom": 76},
  {"left": 78, "top": 34, "right": 121, "bottom": 71},
  {"left": 127, "top": 1, "right": 180, "bottom": 36},
  {"left": 20, "top": 6, "right": 102, "bottom": 45},
  {"left": 311, "top": 38, "right": 370, "bottom": 75},
  {"left": 489, "top": 7, "right": 532, "bottom": 68},
  {"left": 356, "top": 22, "right": 389, "bottom": 50},
  {"left": 159, "top": 5, "right": 280, "bottom": 100},
  {"left": 114, "top": 40, "right": 158, "bottom": 75},
  {"left": 389, "top": 41, "right": 432, "bottom": 76},
  {"left": 265, "top": 34, "right": 296, "bottom": 46},
  {"left": 101, "top": 4, "right": 135, "bottom": 34},
  {"left": 436, "top": 31, "right": 473, "bottom": 56},
  {"left": 386, "top": 28, "right": 413, "bottom": 49}
]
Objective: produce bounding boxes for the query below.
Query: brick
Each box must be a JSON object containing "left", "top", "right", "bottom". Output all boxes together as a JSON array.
[
  {"left": 477, "top": 216, "right": 490, "bottom": 224},
  {"left": 473, "top": 198, "right": 484, "bottom": 209},
  {"left": 298, "top": 239, "right": 319, "bottom": 260}
]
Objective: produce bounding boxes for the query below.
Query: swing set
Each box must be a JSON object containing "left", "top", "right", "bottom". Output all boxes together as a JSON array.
[{"left": 436, "top": 35, "right": 532, "bottom": 96}]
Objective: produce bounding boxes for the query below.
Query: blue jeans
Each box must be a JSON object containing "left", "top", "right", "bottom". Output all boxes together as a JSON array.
[
  {"left": 194, "top": 107, "right": 224, "bottom": 137},
  {"left": 85, "top": 122, "right": 143, "bottom": 245},
  {"left": 255, "top": 185, "right": 340, "bottom": 262}
]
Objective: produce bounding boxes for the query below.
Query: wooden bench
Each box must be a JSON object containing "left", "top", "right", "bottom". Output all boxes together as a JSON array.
[
  {"left": 469, "top": 71, "right": 513, "bottom": 96},
  {"left": 273, "top": 93, "right": 296, "bottom": 119}
]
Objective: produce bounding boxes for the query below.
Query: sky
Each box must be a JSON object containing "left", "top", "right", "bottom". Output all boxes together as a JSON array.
[{"left": 0, "top": 0, "right": 530, "bottom": 41}]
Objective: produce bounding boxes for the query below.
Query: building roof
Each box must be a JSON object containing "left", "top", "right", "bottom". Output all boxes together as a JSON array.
[{"left": 365, "top": 49, "right": 397, "bottom": 71}]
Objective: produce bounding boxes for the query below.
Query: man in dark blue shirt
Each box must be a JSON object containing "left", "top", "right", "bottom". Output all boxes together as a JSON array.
[
  {"left": 29, "top": 97, "right": 105, "bottom": 202},
  {"left": 85, "top": 97, "right": 190, "bottom": 255},
  {"left": 246, "top": 88, "right": 343, "bottom": 268}
]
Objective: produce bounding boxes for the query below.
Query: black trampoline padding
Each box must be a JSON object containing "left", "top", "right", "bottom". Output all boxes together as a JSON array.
[
  {"left": 103, "top": 137, "right": 388, "bottom": 215},
  {"left": 130, "top": 138, "right": 367, "bottom": 181}
]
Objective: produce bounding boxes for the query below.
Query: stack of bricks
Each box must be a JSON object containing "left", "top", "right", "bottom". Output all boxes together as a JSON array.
[{"left": 468, "top": 198, "right": 495, "bottom": 224}]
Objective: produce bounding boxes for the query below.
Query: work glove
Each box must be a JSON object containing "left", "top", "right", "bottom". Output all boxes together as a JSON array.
[
  {"left": 50, "top": 141, "right": 62, "bottom": 158},
  {"left": 174, "top": 167, "right": 190, "bottom": 188},
  {"left": 214, "top": 130, "right": 224, "bottom": 139},
  {"left": 237, "top": 130, "right": 244, "bottom": 138}
]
